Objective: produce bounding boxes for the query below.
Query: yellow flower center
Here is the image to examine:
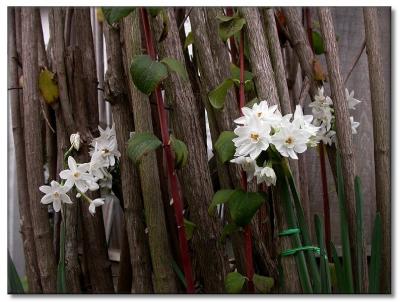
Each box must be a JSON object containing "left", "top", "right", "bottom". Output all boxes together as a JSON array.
[
  {"left": 285, "top": 137, "right": 294, "bottom": 145},
  {"left": 101, "top": 149, "right": 110, "bottom": 157},
  {"left": 53, "top": 192, "right": 60, "bottom": 198},
  {"left": 73, "top": 172, "right": 80, "bottom": 178},
  {"left": 250, "top": 132, "right": 260, "bottom": 142},
  {"left": 257, "top": 112, "right": 262, "bottom": 117}
]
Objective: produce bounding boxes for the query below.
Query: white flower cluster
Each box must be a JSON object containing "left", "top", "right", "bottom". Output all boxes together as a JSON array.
[
  {"left": 39, "top": 125, "right": 121, "bottom": 215},
  {"left": 309, "top": 87, "right": 361, "bottom": 146},
  {"left": 230, "top": 101, "right": 319, "bottom": 186}
]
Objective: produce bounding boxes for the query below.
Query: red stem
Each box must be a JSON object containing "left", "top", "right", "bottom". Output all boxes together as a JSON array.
[
  {"left": 239, "top": 29, "right": 254, "bottom": 293},
  {"left": 139, "top": 8, "right": 195, "bottom": 293},
  {"left": 304, "top": 8, "right": 332, "bottom": 260}
]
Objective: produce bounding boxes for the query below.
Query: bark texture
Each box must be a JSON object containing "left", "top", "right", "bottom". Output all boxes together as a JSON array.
[
  {"left": 318, "top": 7, "right": 367, "bottom": 291},
  {"left": 21, "top": 7, "right": 57, "bottom": 293},
  {"left": 9, "top": 7, "right": 42, "bottom": 293},
  {"left": 151, "top": 8, "right": 230, "bottom": 293},
  {"left": 363, "top": 7, "right": 390, "bottom": 293}
]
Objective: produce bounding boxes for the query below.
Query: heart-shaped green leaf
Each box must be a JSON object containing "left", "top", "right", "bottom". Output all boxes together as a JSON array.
[
  {"left": 230, "top": 64, "right": 254, "bottom": 91},
  {"left": 130, "top": 55, "right": 168, "bottom": 95},
  {"left": 38, "top": 69, "right": 59, "bottom": 105},
  {"left": 170, "top": 135, "right": 189, "bottom": 169},
  {"left": 312, "top": 30, "right": 325, "bottom": 55},
  {"left": 253, "top": 274, "right": 274, "bottom": 293},
  {"left": 184, "top": 218, "right": 196, "bottom": 240},
  {"left": 225, "top": 271, "right": 246, "bottom": 293},
  {"left": 208, "top": 189, "right": 235, "bottom": 215},
  {"left": 220, "top": 223, "right": 240, "bottom": 242},
  {"left": 102, "top": 7, "right": 135, "bottom": 25},
  {"left": 208, "top": 79, "right": 234, "bottom": 109},
  {"left": 218, "top": 14, "right": 246, "bottom": 42},
  {"left": 228, "top": 190, "right": 266, "bottom": 226},
  {"left": 161, "top": 57, "right": 189, "bottom": 81},
  {"left": 214, "top": 131, "right": 236, "bottom": 164},
  {"left": 127, "top": 132, "right": 162, "bottom": 164}
]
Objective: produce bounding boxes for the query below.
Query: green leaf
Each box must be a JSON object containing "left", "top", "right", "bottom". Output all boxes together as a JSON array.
[
  {"left": 171, "top": 259, "right": 187, "bottom": 289},
  {"left": 38, "top": 68, "right": 59, "bottom": 105},
  {"left": 184, "top": 218, "right": 196, "bottom": 240},
  {"left": 245, "top": 97, "right": 260, "bottom": 108},
  {"left": 217, "top": 14, "right": 246, "bottom": 42},
  {"left": 127, "top": 132, "right": 162, "bottom": 164},
  {"left": 330, "top": 242, "right": 346, "bottom": 293},
  {"left": 147, "top": 7, "right": 162, "bottom": 17},
  {"left": 158, "top": 9, "right": 169, "bottom": 42},
  {"left": 102, "top": 7, "right": 135, "bottom": 25},
  {"left": 253, "top": 274, "right": 274, "bottom": 293},
  {"left": 314, "top": 215, "right": 331, "bottom": 293},
  {"left": 208, "top": 189, "right": 235, "bottom": 216},
  {"left": 312, "top": 30, "right": 325, "bottom": 55},
  {"left": 184, "top": 32, "right": 194, "bottom": 48},
  {"left": 8, "top": 250, "right": 24, "bottom": 294},
  {"left": 354, "top": 175, "right": 364, "bottom": 293},
  {"left": 57, "top": 213, "right": 66, "bottom": 293},
  {"left": 161, "top": 57, "right": 189, "bottom": 81},
  {"left": 336, "top": 153, "right": 354, "bottom": 293},
  {"left": 170, "top": 136, "right": 189, "bottom": 169},
  {"left": 225, "top": 271, "right": 246, "bottom": 293},
  {"left": 369, "top": 213, "right": 382, "bottom": 293},
  {"left": 220, "top": 223, "right": 240, "bottom": 242},
  {"left": 130, "top": 55, "right": 168, "bottom": 95},
  {"left": 329, "top": 263, "right": 337, "bottom": 288},
  {"left": 214, "top": 131, "right": 236, "bottom": 164},
  {"left": 208, "top": 78, "right": 234, "bottom": 109},
  {"left": 228, "top": 190, "right": 266, "bottom": 226},
  {"left": 230, "top": 64, "right": 254, "bottom": 91}
]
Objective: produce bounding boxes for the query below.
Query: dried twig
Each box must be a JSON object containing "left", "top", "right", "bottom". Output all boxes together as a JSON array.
[{"left": 344, "top": 39, "right": 366, "bottom": 85}]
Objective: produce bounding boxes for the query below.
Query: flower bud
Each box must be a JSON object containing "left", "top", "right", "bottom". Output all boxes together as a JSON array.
[{"left": 70, "top": 133, "right": 81, "bottom": 151}]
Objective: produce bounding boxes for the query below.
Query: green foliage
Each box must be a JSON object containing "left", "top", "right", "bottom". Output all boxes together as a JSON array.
[
  {"left": 369, "top": 213, "right": 382, "bottom": 293},
  {"left": 225, "top": 271, "right": 246, "bottom": 293},
  {"left": 314, "top": 215, "right": 331, "bottom": 293},
  {"left": 102, "top": 7, "right": 135, "bottom": 25},
  {"left": 208, "top": 79, "right": 234, "bottom": 109},
  {"left": 208, "top": 189, "right": 235, "bottom": 215},
  {"left": 171, "top": 259, "right": 187, "bottom": 289},
  {"left": 227, "top": 190, "right": 266, "bottom": 226},
  {"left": 220, "top": 223, "right": 240, "bottom": 242},
  {"left": 184, "top": 218, "right": 196, "bottom": 240},
  {"left": 147, "top": 7, "right": 162, "bottom": 17},
  {"left": 38, "top": 68, "right": 59, "bottom": 105},
  {"left": 253, "top": 274, "right": 274, "bottom": 293},
  {"left": 57, "top": 215, "right": 66, "bottom": 293},
  {"left": 160, "top": 57, "right": 189, "bottom": 81},
  {"left": 130, "top": 55, "right": 168, "bottom": 95},
  {"left": 336, "top": 153, "right": 354, "bottom": 293},
  {"left": 312, "top": 30, "right": 325, "bottom": 55},
  {"left": 170, "top": 136, "right": 189, "bottom": 169},
  {"left": 184, "top": 32, "right": 194, "bottom": 49},
  {"left": 217, "top": 14, "right": 246, "bottom": 42},
  {"left": 330, "top": 242, "right": 347, "bottom": 293},
  {"left": 230, "top": 64, "right": 254, "bottom": 91},
  {"left": 214, "top": 131, "right": 236, "bottom": 163},
  {"left": 8, "top": 250, "right": 24, "bottom": 294},
  {"left": 127, "top": 132, "right": 162, "bottom": 164},
  {"left": 355, "top": 176, "right": 364, "bottom": 293}
]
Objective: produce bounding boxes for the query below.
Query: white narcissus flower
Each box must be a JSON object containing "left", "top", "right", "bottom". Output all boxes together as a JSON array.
[
  {"left": 90, "top": 137, "right": 121, "bottom": 168},
  {"left": 271, "top": 125, "right": 309, "bottom": 159},
  {"left": 233, "top": 119, "right": 271, "bottom": 159},
  {"left": 255, "top": 165, "right": 276, "bottom": 186},
  {"left": 230, "top": 156, "right": 257, "bottom": 182},
  {"left": 234, "top": 100, "right": 281, "bottom": 128},
  {"left": 88, "top": 198, "right": 105, "bottom": 216},
  {"left": 60, "top": 156, "right": 99, "bottom": 193},
  {"left": 292, "top": 105, "right": 320, "bottom": 137},
  {"left": 350, "top": 116, "right": 360, "bottom": 134},
  {"left": 39, "top": 180, "right": 72, "bottom": 212},
  {"left": 345, "top": 88, "right": 361, "bottom": 110},
  {"left": 70, "top": 132, "right": 81, "bottom": 151}
]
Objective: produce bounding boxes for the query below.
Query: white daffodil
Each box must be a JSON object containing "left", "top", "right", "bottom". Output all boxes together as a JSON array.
[
  {"left": 292, "top": 105, "right": 320, "bottom": 137},
  {"left": 88, "top": 198, "right": 105, "bottom": 216},
  {"left": 234, "top": 100, "right": 281, "bottom": 128},
  {"left": 315, "top": 128, "right": 336, "bottom": 146},
  {"left": 271, "top": 125, "right": 309, "bottom": 159},
  {"left": 233, "top": 119, "right": 271, "bottom": 159},
  {"left": 254, "top": 165, "right": 276, "bottom": 186},
  {"left": 350, "top": 116, "right": 360, "bottom": 134},
  {"left": 230, "top": 156, "right": 257, "bottom": 181},
  {"left": 90, "top": 137, "right": 120, "bottom": 168},
  {"left": 346, "top": 88, "right": 361, "bottom": 110},
  {"left": 60, "top": 156, "right": 99, "bottom": 193},
  {"left": 39, "top": 180, "right": 72, "bottom": 212},
  {"left": 70, "top": 132, "right": 81, "bottom": 151}
]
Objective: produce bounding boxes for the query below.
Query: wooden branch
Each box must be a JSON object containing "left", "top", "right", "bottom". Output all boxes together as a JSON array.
[
  {"left": 151, "top": 8, "right": 230, "bottom": 293},
  {"left": 105, "top": 17, "right": 178, "bottom": 293},
  {"left": 318, "top": 7, "right": 367, "bottom": 291},
  {"left": 9, "top": 8, "right": 42, "bottom": 293},
  {"left": 363, "top": 7, "right": 390, "bottom": 293},
  {"left": 21, "top": 8, "right": 57, "bottom": 293}
]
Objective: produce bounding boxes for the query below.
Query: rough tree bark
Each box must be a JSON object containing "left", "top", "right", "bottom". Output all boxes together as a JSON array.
[
  {"left": 21, "top": 7, "right": 57, "bottom": 293},
  {"left": 9, "top": 7, "right": 42, "bottom": 293},
  {"left": 151, "top": 8, "right": 230, "bottom": 293},
  {"left": 363, "top": 7, "right": 390, "bottom": 293},
  {"left": 318, "top": 7, "right": 368, "bottom": 291},
  {"left": 104, "top": 19, "right": 177, "bottom": 293},
  {"left": 240, "top": 7, "right": 302, "bottom": 293}
]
